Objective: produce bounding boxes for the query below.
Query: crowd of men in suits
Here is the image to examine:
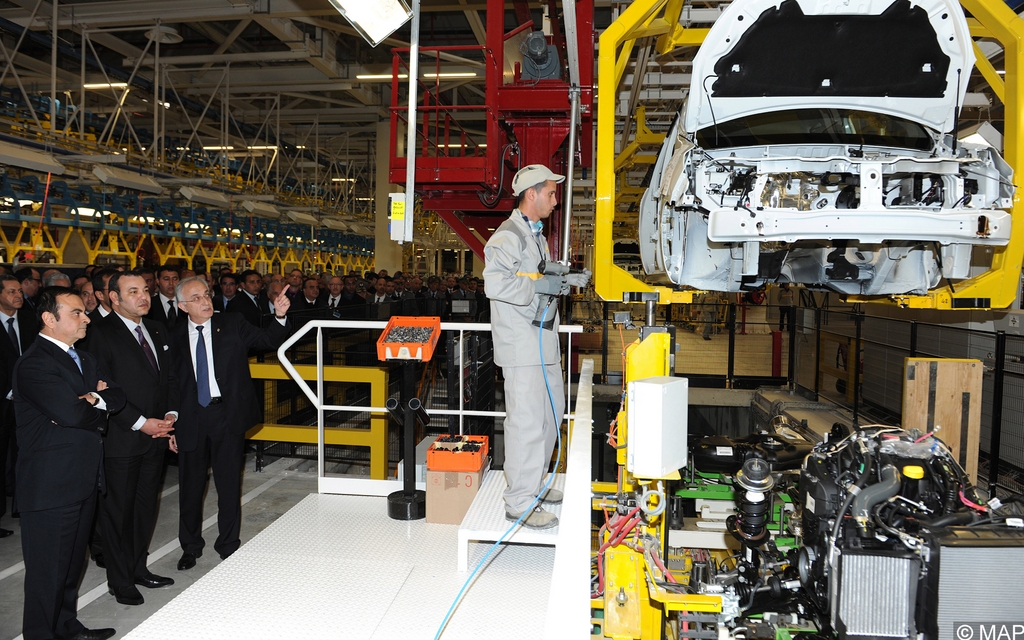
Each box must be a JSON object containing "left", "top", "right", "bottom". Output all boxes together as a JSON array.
[{"left": 0, "top": 261, "right": 484, "bottom": 640}]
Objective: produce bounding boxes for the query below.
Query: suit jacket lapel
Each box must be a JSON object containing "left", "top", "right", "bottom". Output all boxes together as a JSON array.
[
  {"left": 40, "top": 337, "right": 83, "bottom": 380},
  {"left": 210, "top": 314, "right": 224, "bottom": 375},
  {"left": 113, "top": 316, "right": 159, "bottom": 380},
  {"left": 144, "top": 320, "right": 169, "bottom": 372}
]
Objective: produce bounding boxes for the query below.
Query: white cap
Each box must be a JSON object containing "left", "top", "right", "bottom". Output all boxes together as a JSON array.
[{"left": 511, "top": 164, "right": 565, "bottom": 196}]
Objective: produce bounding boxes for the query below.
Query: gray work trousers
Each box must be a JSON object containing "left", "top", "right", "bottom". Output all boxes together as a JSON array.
[{"left": 501, "top": 363, "right": 565, "bottom": 513}]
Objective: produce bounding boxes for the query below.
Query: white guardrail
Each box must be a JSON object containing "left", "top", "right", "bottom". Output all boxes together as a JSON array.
[{"left": 275, "top": 320, "right": 583, "bottom": 496}]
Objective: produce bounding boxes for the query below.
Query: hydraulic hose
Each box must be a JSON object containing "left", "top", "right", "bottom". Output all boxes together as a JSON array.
[{"left": 852, "top": 464, "right": 901, "bottom": 530}]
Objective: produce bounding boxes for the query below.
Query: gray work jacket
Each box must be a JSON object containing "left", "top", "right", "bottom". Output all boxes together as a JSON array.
[{"left": 482, "top": 209, "right": 561, "bottom": 368}]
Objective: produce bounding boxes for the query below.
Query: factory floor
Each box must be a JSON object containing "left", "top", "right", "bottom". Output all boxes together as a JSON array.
[
  {"left": 0, "top": 455, "right": 556, "bottom": 640},
  {"left": 0, "top": 456, "right": 319, "bottom": 640}
]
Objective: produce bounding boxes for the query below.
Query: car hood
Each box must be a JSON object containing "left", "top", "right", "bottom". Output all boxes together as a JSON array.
[{"left": 684, "top": 0, "right": 974, "bottom": 135}]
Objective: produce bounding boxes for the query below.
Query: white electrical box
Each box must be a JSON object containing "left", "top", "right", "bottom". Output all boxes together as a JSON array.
[{"left": 626, "top": 376, "right": 688, "bottom": 478}]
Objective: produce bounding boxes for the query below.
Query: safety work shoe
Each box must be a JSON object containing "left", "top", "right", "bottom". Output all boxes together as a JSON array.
[
  {"left": 539, "top": 488, "right": 563, "bottom": 504},
  {"left": 505, "top": 506, "right": 559, "bottom": 530}
]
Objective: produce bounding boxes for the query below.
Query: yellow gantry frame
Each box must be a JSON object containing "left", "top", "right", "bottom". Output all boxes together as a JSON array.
[{"left": 595, "top": 0, "right": 1024, "bottom": 309}]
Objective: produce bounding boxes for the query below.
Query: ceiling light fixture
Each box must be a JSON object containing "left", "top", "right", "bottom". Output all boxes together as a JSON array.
[
  {"left": 287, "top": 211, "right": 320, "bottom": 225},
  {"left": 203, "top": 145, "right": 234, "bottom": 151},
  {"left": 145, "top": 25, "right": 183, "bottom": 44},
  {"left": 93, "top": 165, "right": 164, "bottom": 194},
  {"left": 322, "top": 219, "right": 349, "bottom": 231},
  {"left": 179, "top": 186, "right": 232, "bottom": 207},
  {"left": 331, "top": 177, "right": 356, "bottom": 182},
  {"left": 356, "top": 73, "right": 409, "bottom": 80},
  {"left": 0, "top": 141, "right": 65, "bottom": 174},
  {"left": 422, "top": 72, "right": 477, "bottom": 79},
  {"left": 241, "top": 200, "right": 282, "bottom": 218},
  {"left": 327, "top": 0, "right": 413, "bottom": 47},
  {"left": 248, "top": 145, "right": 278, "bottom": 150},
  {"left": 83, "top": 82, "right": 128, "bottom": 90}
]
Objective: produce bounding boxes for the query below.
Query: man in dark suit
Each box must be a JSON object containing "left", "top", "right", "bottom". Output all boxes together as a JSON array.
[
  {"left": 213, "top": 273, "right": 238, "bottom": 313},
  {"left": 0, "top": 274, "right": 37, "bottom": 537},
  {"left": 226, "top": 270, "right": 271, "bottom": 327},
  {"left": 82, "top": 271, "right": 178, "bottom": 606},
  {"left": 14, "top": 267, "right": 41, "bottom": 310},
  {"left": 147, "top": 264, "right": 183, "bottom": 328},
  {"left": 291, "top": 277, "right": 325, "bottom": 312},
  {"left": 170, "top": 277, "right": 292, "bottom": 570},
  {"left": 88, "top": 268, "right": 118, "bottom": 323},
  {"left": 14, "top": 286, "right": 125, "bottom": 640}
]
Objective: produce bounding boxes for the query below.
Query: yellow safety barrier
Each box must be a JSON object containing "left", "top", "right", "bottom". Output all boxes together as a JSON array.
[{"left": 246, "top": 362, "right": 390, "bottom": 480}]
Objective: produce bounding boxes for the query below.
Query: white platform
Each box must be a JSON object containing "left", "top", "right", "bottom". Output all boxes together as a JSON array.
[
  {"left": 457, "top": 470, "right": 564, "bottom": 572},
  {"left": 123, "top": 493, "right": 556, "bottom": 640}
]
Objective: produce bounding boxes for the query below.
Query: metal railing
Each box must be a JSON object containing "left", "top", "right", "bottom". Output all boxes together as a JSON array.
[{"left": 276, "top": 319, "right": 582, "bottom": 496}]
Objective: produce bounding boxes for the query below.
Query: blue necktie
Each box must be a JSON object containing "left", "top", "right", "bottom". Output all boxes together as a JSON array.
[
  {"left": 67, "top": 347, "right": 82, "bottom": 373},
  {"left": 195, "top": 325, "right": 211, "bottom": 407}
]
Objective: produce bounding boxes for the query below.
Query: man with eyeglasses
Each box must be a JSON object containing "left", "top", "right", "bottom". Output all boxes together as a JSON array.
[
  {"left": 169, "top": 278, "right": 292, "bottom": 571},
  {"left": 14, "top": 267, "right": 41, "bottom": 309}
]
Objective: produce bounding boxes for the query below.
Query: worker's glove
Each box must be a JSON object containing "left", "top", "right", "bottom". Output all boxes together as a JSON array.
[
  {"left": 565, "top": 268, "right": 592, "bottom": 288},
  {"left": 533, "top": 274, "right": 570, "bottom": 296}
]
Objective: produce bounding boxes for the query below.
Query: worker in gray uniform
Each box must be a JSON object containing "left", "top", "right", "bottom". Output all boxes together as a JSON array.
[{"left": 483, "top": 165, "right": 590, "bottom": 529}]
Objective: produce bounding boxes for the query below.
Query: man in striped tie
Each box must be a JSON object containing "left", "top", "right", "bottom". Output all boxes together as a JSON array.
[{"left": 80, "top": 270, "right": 178, "bottom": 606}]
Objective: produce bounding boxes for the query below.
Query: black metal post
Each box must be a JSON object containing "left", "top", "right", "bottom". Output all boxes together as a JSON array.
[
  {"left": 989, "top": 331, "right": 1007, "bottom": 497},
  {"left": 814, "top": 308, "right": 822, "bottom": 400},
  {"left": 910, "top": 321, "right": 918, "bottom": 357},
  {"left": 388, "top": 361, "right": 426, "bottom": 520},
  {"left": 852, "top": 312, "right": 862, "bottom": 427},
  {"left": 727, "top": 303, "right": 736, "bottom": 388},
  {"left": 602, "top": 301, "right": 609, "bottom": 384},
  {"left": 787, "top": 304, "right": 797, "bottom": 387}
]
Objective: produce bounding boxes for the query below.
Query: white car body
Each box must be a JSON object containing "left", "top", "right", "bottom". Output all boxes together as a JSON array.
[{"left": 638, "top": 0, "right": 1014, "bottom": 296}]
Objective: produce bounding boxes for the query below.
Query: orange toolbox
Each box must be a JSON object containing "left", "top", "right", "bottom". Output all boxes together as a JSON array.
[
  {"left": 426, "top": 435, "right": 489, "bottom": 472},
  {"left": 376, "top": 316, "right": 442, "bottom": 361}
]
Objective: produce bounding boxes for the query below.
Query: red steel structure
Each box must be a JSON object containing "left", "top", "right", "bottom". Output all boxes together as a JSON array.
[{"left": 388, "top": 0, "right": 594, "bottom": 258}]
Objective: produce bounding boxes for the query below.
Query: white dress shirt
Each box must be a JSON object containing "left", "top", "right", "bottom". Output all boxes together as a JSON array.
[
  {"left": 114, "top": 311, "right": 178, "bottom": 430},
  {"left": 38, "top": 333, "right": 106, "bottom": 410},
  {"left": 97, "top": 305, "right": 110, "bottom": 317},
  {"left": 186, "top": 317, "right": 223, "bottom": 399},
  {"left": 158, "top": 293, "right": 177, "bottom": 319}
]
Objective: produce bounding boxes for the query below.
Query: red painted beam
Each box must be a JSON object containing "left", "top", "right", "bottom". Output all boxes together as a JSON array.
[{"left": 435, "top": 210, "right": 486, "bottom": 260}]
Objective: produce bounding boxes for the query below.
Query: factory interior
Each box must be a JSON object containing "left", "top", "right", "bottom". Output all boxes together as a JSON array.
[{"left": 0, "top": 0, "right": 1022, "bottom": 638}]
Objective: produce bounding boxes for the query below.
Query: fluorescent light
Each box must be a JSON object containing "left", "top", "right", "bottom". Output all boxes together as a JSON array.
[
  {"left": 248, "top": 145, "right": 278, "bottom": 150},
  {"left": 0, "top": 141, "right": 65, "bottom": 174},
  {"left": 439, "top": 143, "right": 486, "bottom": 148},
  {"left": 355, "top": 197, "right": 373, "bottom": 201},
  {"left": 322, "top": 219, "right": 348, "bottom": 231},
  {"left": 327, "top": 0, "right": 412, "bottom": 48},
  {"left": 997, "top": 70, "right": 1006, "bottom": 75},
  {"left": 93, "top": 165, "right": 164, "bottom": 194},
  {"left": 331, "top": 177, "right": 355, "bottom": 182},
  {"left": 203, "top": 145, "right": 234, "bottom": 151},
  {"left": 179, "top": 186, "right": 232, "bottom": 207},
  {"left": 83, "top": 82, "right": 128, "bottom": 89},
  {"left": 356, "top": 73, "right": 408, "bottom": 80},
  {"left": 422, "top": 72, "right": 477, "bottom": 79},
  {"left": 287, "top": 211, "right": 320, "bottom": 225},
  {"left": 265, "top": 233, "right": 275, "bottom": 238},
  {"left": 958, "top": 121, "right": 1003, "bottom": 152},
  {"left": 241, "top": 200, "right": 281, "bottom": 218}
]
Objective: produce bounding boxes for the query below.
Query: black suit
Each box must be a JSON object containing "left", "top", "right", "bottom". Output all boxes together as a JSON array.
[
  {"left": 147, "top": 294, "right": 185, "bottom": 329},
  {"left": 213, "top": 295, "right": 232, "bottom": 313},
  {"left": 14, "top": 337, "right": 125, "bottom": 640},
  {"left": 0, "top": 309, "right": 37, "bottom": 524},
  {"left": 170, "top": 313, "right": 291, "bottom": 558},
  {"left": 226, "top": 291, "right": 271, "bottom": 328},
  {"left": 81, "top": 313, "right": 178, "bottom": 590}
]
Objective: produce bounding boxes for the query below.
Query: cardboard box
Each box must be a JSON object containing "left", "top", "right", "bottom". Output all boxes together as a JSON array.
[{"left": 426, "top": 457, "right": 490, "bottom": 525}]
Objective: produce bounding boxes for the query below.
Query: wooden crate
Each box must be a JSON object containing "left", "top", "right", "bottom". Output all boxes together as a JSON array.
[{"left": 902, "top": 358, "right": 983, "bottom": 482}]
